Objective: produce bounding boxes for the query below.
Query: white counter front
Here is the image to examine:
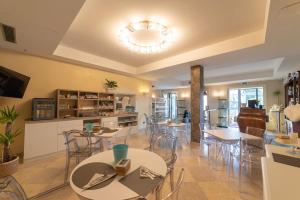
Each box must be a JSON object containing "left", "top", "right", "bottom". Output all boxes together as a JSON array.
[
  {"left": 24, "top": 116, "right": 138, "bottom": 160},
  {"left": 262, "top": 145, "right": 300, "bottom": 200}
]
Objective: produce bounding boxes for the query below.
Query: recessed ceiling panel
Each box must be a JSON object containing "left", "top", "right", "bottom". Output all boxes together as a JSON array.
[{"left": 60, "top": 0, "right": 267, "bottom": 66}]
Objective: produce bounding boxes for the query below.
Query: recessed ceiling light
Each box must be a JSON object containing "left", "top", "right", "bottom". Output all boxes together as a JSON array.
[{"left": 119, "top": 20, "right": 174, "bottom": 54}]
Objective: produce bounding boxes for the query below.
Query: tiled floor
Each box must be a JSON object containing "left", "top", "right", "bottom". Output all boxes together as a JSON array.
[{"left": 14, "top": 132, "right": 263, "bottom": 200}]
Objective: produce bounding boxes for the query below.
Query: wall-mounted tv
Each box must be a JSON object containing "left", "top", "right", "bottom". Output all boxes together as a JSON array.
[{"left": 0, "top": 66, "right": 30, "bottom": 99}]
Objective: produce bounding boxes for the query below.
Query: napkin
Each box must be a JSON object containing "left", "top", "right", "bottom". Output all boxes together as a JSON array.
[{"left": 83, "top": 173, "right": 105, "bottom": 189}]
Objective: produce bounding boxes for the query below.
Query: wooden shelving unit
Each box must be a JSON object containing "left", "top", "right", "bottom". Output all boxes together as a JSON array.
[{"left": 57, "top": 89, "right": 115, "bottom": 119}]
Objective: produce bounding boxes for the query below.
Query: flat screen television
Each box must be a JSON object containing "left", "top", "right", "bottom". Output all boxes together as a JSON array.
[{"left": 0, "top": 66, "right": 30, "bottom": 98}]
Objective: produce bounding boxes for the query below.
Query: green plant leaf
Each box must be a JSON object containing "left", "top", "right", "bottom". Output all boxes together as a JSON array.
[{"left": 0, "top": 105, "right": 19, "bottom": 124}]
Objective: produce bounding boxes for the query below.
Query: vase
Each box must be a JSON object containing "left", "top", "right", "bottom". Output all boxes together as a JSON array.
[
  {"left": 0, "top": 156, "right": 19, "bottom": 178},
  {"left": 106, "top": 88, "right": 115, "bottom": 93}
]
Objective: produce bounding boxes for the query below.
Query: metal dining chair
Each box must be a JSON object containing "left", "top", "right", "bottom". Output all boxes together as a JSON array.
[
  {"left": 161, "top": 168, "right": 184, "bottom": 200},
  {"left": 0, "top": 176, "right": 27, "bottom": 200},
  {"left": 63, "top": 130, "right": 92, "bottom": 182},
  {"left": 151, "top": 134, "right": 177, "bottom": 190}
]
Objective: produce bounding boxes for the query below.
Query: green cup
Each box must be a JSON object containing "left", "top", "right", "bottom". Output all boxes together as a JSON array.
[
  {"left": 85, "top": 123, "right": 94, "bottom": 134},
  {"left": 113, "top": 144, "right": 128, "bottom": 163}
]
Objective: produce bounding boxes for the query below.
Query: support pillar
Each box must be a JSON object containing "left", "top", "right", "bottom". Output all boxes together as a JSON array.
[{"left": 190, "top": 65, "right": 204, "bottom": 143}]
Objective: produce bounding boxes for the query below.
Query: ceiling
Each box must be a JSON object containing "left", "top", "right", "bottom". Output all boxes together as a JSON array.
[
  {"left": 59, "top": 0, "right": 266, "bottom": 66},
  {"left": 1, "top": 0, "right": 300, "bottom": 88}
]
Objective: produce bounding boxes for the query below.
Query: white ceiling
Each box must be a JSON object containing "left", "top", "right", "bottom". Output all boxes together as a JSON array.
[
  {"left": 59, "top": 0, "right": 266, "bottom": 66},
  {"left": 0, "top": 0, "right": 300, "bottom": 88}
]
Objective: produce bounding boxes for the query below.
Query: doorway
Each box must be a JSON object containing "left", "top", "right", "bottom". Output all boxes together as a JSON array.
[{"left": 228, "top": 87, "right": 264, "bottom": 126}]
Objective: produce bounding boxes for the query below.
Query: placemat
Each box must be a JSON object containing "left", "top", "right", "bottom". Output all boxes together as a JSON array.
[
  {"left": 119, "top": 167, "right": 164, "bottom": 197},
  {"left": 272, "top": 153, "right": 300, "bottom": 168},
  {"left": 72, "top": 162, "right": 115, "bottom": 190}
]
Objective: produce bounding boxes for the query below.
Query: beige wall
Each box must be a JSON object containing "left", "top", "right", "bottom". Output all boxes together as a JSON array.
[{"left": 0, "top": 49, "right": 152, "bottom": 154}]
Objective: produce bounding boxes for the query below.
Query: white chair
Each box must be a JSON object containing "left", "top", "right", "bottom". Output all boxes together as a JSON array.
[
  {"left": 200, "top": 125, "right": 216, "bottom": 161},
  {"left": 63, "top": 130, "right": 91, "bottom": 182},
  {"left": 151, "top": 134, "right": 177, "bottom": 190},
  {"left": 113, "top": 126, "right": 132, "bottom": 145},
  {"left": 159, "top": 168, "right": 185, "bottom": 200}
]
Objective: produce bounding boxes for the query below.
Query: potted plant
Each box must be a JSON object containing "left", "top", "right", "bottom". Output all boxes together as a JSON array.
[
  {"left": 104, "top": 79, "right": 118, "bottom": 92},
  {"left": 0, "top": 106, "right": 20, "bottom": 177}
]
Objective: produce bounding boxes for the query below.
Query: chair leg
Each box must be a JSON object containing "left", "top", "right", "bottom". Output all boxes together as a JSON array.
[
  {"left": 64, "top": 156, "right": 70, "bottom": 183},
  {"left": 185, "top": 131, "right": 189, "bottom": 144},
  {"left": 169, "top": 168, "right": 175, "bottom": 191},
  {"left": 207, "top": 144, "right": 210, "bottom": 161}
]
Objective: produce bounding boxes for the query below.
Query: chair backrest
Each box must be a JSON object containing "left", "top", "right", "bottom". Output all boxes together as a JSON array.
[
  {"left": 162, "top": 168, "right": 184, "bottom": 200},
  {"left": 144, "top": 113, "right": 150, "bottom": 125},
  {"left": 114, "top": 127, "right": 132, "bottom": 145},
  {"left": 151, "top": 134, "right": 177, "bottom": 167},
  {"left": 246, "top": 126, "right": 265, "bottom": 138},
  {"left": 63, "top": 130, "right": 86, "bottom": 153},
  {"left": 245, "top": 126, "right": 265, "bottom": 149},
  {"left": 0, "top": 176, "right": 27, "bottom": 200}
]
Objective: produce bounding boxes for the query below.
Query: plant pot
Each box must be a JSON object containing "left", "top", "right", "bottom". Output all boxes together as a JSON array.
[
  {"left": 106, "top": 88, "right": 116, "bottom": 93},
  {"left": 0, "top": 156, "right": 19, "bottom": 178}
]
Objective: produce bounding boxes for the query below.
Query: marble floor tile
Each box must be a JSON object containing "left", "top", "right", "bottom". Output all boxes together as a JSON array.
[{"left": 13, "top": 133, "right": 263, "bottom": 200}]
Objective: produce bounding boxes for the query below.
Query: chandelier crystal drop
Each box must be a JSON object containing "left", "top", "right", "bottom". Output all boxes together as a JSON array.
[{"left": 119, "top": 20, "right": 174, "bottom": 54}]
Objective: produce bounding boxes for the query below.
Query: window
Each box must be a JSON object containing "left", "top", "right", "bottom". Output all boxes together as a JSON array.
[
  {"left": 163, "top": 92, "right": 177, "bottom": 119},
  {"left": 228, "top": 87, "right": 264, "bottom": 126}
]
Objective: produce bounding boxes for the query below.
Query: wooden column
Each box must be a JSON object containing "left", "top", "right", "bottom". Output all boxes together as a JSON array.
[{"left": 190, "top": 65, "right": 204, "bottom": 143}]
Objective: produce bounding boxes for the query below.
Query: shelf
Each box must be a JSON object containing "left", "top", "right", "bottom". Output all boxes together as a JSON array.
[
  {"left": 99, "top": 99, "right": 114, "bottom": 101},
  {"left": 79, "top": 98, "right": 98, "bottom": 101},
  {"left": 59, "top": 98, "right": 78, "bottom": 100},
  {"left": 78, "top": 108, "right": 98, "bottom": 111},
  {"left": 118, "top": 120, "right": 138, "bottom": 124},
  {"left": 59, "top": 108, "right": 77, "bottom": 111}
]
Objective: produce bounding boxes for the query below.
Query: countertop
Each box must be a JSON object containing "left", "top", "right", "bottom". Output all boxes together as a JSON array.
[{"left": 25, "top": 113, "right": 138, "bottom": 124}]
